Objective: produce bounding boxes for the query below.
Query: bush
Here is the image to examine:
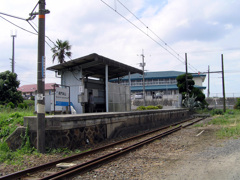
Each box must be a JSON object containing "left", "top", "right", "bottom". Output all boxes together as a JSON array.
[
  {"left": 234, "top": 98, "right": 240, "bottom": 110},
  {"left": 18, "top": 103, "right": 27, "bottom": 109},
  {"left": 137, "top": 105, "right": 162, "bottom": 111},
  {"left": 24, "top": 100, "right": 34, "bottom": 107},
  {"left": 211, "top": 109, "right": 224, "bottom": 115},
  {"left": 7, "top": 102, "right": 15, "bottom": 109},
  {"left": 9, "top": 112, "right": 23, "bottom": 118},
  {"left": 0, "top": 126, "right": 10, "bottom": 139},
  {"left": 145, "top": 105, "right": 159, "bottom": 110},
  {"left": 137, "top": 106, "right": 146, "bottom": 110}
]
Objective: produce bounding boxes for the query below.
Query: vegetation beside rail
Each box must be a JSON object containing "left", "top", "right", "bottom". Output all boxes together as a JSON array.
[
  {"left": 196, "top": 105, "right": 240, "bottom": 139},
  {"left": 0, "top": 99, "right": 240, "bottom": 167},
  {"left": 209, "top": 109, "right": 240, "bottom": 139},
  {"left": 0, "top": 101, "right": 82, "bottom": 167}
]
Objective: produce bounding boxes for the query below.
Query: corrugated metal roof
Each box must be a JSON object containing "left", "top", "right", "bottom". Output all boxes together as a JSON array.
[
  {"left": 47, "top": 53, "right": 143, "bottom": 79},
  {"left": 117, "top": 71, "right": 206, "bottom": 81}
]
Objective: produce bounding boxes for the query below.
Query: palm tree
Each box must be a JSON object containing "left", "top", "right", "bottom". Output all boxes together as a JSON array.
[{"left": 51, "top": 39, "right": 72, "bottom": 64}]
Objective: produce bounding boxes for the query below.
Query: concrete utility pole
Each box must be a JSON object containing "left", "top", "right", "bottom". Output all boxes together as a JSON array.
[
  {"left": 185, "top": 53, "right": 188, "bottom": 96},
  {"left": 140, "top": 49, "right": 146, "bottom": 106},
  {"left": 37, "top": 0, "right": 49, "bottom": 153},
  {"left": 11, "top": 33, "right": 17, "bottom": 73},
  {"left": 208, "top": 65, "right": 210, "bottom": 97},
  {"left": 221, "top": 54, "right": 226, "bottom": 112}
]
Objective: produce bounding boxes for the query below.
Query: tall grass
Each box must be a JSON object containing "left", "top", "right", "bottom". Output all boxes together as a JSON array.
[
  {"left": 0, "top": 106, "right": 35, "bottom": 140},
  {"left": 0, "top": 104, "right": 37, "bottom": 164},
  {"left": 209, "top": 110, "right": 240, "bottom": 138}
]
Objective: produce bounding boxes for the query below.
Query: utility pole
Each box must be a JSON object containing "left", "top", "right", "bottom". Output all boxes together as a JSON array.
[
  {"left": 140, "top": 49, "right": 146, "bottom": 106},
  {"left": 208, "top": 65, "right": 210, "bottom": 97},
  {"left": 36, "top": 0, "right": 49, "bottom": 153},
  {"left": 11, "top": 33, "right": 17, "bottom": 73},
  {"left": 221, "top": 54, "right": 226, "bottom": 112},
  {"left": 185, "top": 53, "right": 188, "bottom": 96}
]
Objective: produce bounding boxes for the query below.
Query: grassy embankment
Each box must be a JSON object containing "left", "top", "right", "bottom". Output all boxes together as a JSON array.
[
  {"left": 196, "top": 109, "right": 240, "bottom": 139},
  {"left": 0, "top": 100, "right": 36, "bottom": 165},
  {"left": 0, "top": 101, "right": 82, "bottom": 166},
  {"left": 210, "top": 109, "right": 240, "bottom": 138}
]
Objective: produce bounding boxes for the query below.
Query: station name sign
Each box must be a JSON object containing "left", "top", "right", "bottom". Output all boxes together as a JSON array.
[{"left": 55, "top": 87, "right": 69, "bottom": 106}]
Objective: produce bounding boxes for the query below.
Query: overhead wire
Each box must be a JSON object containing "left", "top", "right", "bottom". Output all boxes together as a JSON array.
[
  {"left": 116, "top": 0, "right": 182, "bottom": 60},
  {"left": 0, "top": 14, "right": 54, "bottom": 48},
  {"left": 101, "top": 0, "right": 199, "bottom": 73},
  {"left": 26, "top": 20, "right": 54, "bottom": 48},
  {"left": 1, "top": 1, "right": 55, "bottom": 49},
  {"left": 100, "top": 0, "right": 182, "bottom": 62},
  {"left": 0, "top": 15, "right": 37, "bottom": 35}
]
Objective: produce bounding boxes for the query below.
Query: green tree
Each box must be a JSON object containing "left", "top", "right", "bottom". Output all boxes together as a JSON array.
[
  {"left": 51, "top": 39, "right": 72, "bottom": 64},
  {"left": 0, "top": 71, "right": 23, "bottom": 105},
  {"left": 176, "top": 73, "right": 195, "bottom": 93},
  {"left": 177, "top": 73, "right": 207, "bottom": 108}
]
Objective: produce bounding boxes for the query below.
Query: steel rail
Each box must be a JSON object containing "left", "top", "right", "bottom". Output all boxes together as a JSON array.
[
  {"left": 0, "top": 117, "right": 201, "bottom": 180},
  {"left": 42, "top": 126, "right": 182, "bottom": 180}
]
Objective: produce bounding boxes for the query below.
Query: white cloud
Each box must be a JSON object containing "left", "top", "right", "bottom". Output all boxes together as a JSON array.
[{"left": 0, "top": 0, "right": 240, "bottom": 97}]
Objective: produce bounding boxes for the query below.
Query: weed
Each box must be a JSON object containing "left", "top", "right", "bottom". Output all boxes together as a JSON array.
[
  {"left": 216, "top": 124, "right": 240, "bottom": 139},
  {"left": 234, "top": 98, "right": 240, "bottom": 110},
  {"left": 7, "top": 102, "right": 15, "bottom": 109},
  {"left": 194, "top": 123, "right": 204, "bottom": 127},
  {"left": 0, "top": 106, "right": 36, "bottom": 164},
  {"left": 209, "top": 109, "right": 240, "bottom": 138},
  {"left": 211, "top": 109, "right": 224, "bottom": 115}
]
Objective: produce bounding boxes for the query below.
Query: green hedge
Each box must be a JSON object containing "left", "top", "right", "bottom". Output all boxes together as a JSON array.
[{"left": 137, "top": 105, "right": 163, "bottom": 111}]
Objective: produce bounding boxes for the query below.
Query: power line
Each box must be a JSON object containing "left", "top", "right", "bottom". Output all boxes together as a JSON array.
[
  {"left": 100, "top": 0, "right": 199, "bottom": 73},
  {"left": 0, "top": 15, "right": 54, "bottom": 48},
  {"left": 116, "top": 0, "right": 181, "bottom": 58},
  {"left": 0, "top": 15, "right": 37, "bottom": 35},
  {"left": 0, "top": 12, "right": 26, "bottom": 21},
  {"left": 100, "top": 1, "right": 183, "bottom": 61},
  {"left": 26, "top": 21, "right": 53, "bottom": 48},
  {"left": 1, "top": 4, "right": 55, "bottom": 48},
  {"left": 29, "top": 20, "right": 55, "bottom": 46}
]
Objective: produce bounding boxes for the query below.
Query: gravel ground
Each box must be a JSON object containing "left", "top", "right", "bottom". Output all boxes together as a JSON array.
[
  {"left": 1, "top": 117, "right": 240, "bottom": 180},
  {"left": 74, "top": 118, "right": 240, "bottom": 180}
]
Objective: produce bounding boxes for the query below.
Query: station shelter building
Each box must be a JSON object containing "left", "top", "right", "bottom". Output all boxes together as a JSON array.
[{"left": 47, "top": 53, "right": 142, "bottom": 114}]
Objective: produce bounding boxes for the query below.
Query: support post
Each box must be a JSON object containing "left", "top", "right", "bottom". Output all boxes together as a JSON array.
[
  {"left": 128, "top": 72, "right": 131, "bottom": 111},
  {"left": 208, "top": 65, "right": 210, "bottom": 97},
  {"left": 37, "top": 0, "right": 46, "bottom": 153},
  {"left": 105, "top": 64, "right": 109, "bottom": 112},
  {"left": 221, "top": 54, "right": 226, "bottom": 112},
  {"left": 68, "top": 86, "right": 70, "bottom": 114},
  {"left": 54, "top": 84, "right": 56, "bottom": 115},
  {"left": 128, "top": 72, "right": 131, "bottom": 87},
  {"left": 185, "top": 53, "right": 188, "bottom": 96},
  {"left": 140, "top": 49, "right": 146, "bottom": 106},
  {"left": 11, "top": 34, "right": 16, "bottom": 73}
]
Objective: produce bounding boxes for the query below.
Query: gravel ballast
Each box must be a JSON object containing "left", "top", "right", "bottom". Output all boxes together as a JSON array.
[{"left": 1, "top": 117, "right": 240, "bottom": 180}]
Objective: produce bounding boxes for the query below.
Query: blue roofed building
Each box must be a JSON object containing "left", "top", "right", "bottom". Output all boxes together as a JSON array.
[{"left": 110, "top": 71, "right": 206, "bottom": 100}]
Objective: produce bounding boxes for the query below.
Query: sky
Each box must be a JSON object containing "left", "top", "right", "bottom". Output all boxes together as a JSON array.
[{"left": 0, "top": 0, "right": 240, "bottom": 97}]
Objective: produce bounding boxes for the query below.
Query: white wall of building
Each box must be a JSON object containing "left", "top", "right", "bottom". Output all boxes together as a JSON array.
[
  {"left": 193, "top": 76, "right": 205, "bottom": 86},
  {"left": 61, "top": 70, "right": 83, "bottom": 114}
]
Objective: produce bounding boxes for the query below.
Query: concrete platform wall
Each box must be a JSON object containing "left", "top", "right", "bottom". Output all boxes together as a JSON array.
[{"left": 8, "top": 109, "right": 189, "bottom": 150}]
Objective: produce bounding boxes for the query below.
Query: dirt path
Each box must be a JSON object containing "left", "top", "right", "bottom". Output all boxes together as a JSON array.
[{"left": 142, "top": 118, "right": 240, "bottom": 180}]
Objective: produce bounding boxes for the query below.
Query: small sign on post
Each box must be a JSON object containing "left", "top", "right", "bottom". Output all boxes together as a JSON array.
[{"left": 55, "top": 87, "right": 69, "bottom": 106}]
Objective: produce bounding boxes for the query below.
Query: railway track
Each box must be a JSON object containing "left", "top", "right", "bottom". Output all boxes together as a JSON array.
[{"left": 0, "top": 117, "right": 204, "bottom": 180}]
